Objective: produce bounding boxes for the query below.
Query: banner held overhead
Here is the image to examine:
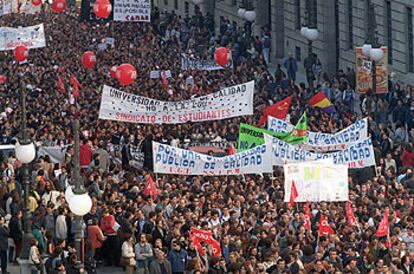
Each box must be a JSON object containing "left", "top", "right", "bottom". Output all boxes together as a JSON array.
[
  {"left": 98, "top": 81, "right": 254, "bottom": 124},
  {"left": 152, "top": 141, "right": 273, "bottom": 176}
]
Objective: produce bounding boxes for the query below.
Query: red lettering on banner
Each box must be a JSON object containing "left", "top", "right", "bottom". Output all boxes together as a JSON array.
[
  {"left": 162, "top": 115, "right": 172, "bottom": 123},
  {"left": 115, "top": 112, "right": 156, "bottom": 123}
]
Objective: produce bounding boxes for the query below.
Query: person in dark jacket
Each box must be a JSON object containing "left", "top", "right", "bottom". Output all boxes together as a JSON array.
[
  {"left": 150, "top": 247, "right": 172, "bottom": 274},
  {"left": 0, "top": 216, "right": 9, "bottom": 274},
  {"left": 8, "top": 210, "right": 22, "bottom": 263},
  {"left": 168, "top": 240, "right": 187, "bottom": 274}
]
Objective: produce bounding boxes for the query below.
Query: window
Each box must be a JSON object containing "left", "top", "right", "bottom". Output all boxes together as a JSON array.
[
  {"left": 295, "top": 0, "right": 301, "bottom": 30},
  {"left": 347, "top": 0, "right": 353, "bottom": 49},
  {"left": 295, "top": 46, "right": 301, "bottom": 62},
  {"left": 163, "top": 0, "right": 168, "bottom": 6},
  {"left": 185, "top": 1, "right": 189, "bottom": 14},
  {"left": 386, "top": 1, "right": 393, "bottom": 64},
  {"left": 174, "top": 0, "right": 178, "bottom": 10},
  {"left": 230, "top": 0, "right": 236, "bottom": 6},
  {"left": 407, "top": 7, "right": 413, "bottom": 72}
]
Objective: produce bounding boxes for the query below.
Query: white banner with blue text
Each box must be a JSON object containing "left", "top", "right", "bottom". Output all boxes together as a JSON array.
[
  {"left": 152, "top": 141, "right": 273, "bottom": 175},
  {"left": 267, "top": 117, "right": 368, "bottom": 152},
  {"left": 265, "top": 134, "right": 375, "bottom": 169}
]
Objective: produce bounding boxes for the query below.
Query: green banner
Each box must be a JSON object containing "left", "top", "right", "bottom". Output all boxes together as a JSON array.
[{"left": 238, "top": 113, "right": 307, "bottom": 152}]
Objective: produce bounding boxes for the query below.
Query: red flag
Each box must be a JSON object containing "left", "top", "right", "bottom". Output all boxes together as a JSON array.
[
  {"left": 70, "top": 73, "right": 81, "bottom": 98},
  {"left": 346, "top": 201, "right": 357, "bottom": 226},
  {"left": 143, "top": 176, "right": 158, "bottom": 200},
  {"left": 289, "top": 180, "right": 299, "bottom": 208},
  {"left": 209, "top": 238, "right": 222, "bottom": 257},
  {"left": 319, "top": 215, "right": 335, "bottom": 236},
  {"left": 190, "top": 227, "right": 221, "bottom": 256},
  {"left": 304, "top": 201, "right": 311, "bottom": 231},
  {"left": 257, "top": 96, "right": 292, "bottom": 127},
  {"left": 376, "top": 211, "right": 389, "bottom": 237},
  {"left": 228, "top": 144, "right": 237, "bottom": 155},
  {"left": 57, "top": 75, "right": 66, "bottom": 93},
  {"left": 161, "top": 71, "right": 168, "bottom": 90}
]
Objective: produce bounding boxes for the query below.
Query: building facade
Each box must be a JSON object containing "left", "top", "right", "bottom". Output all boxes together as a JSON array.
[{"left": 154, "top": 0, "right": 414, "bottom": 86}]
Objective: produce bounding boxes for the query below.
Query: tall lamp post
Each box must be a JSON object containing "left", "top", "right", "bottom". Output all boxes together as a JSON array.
[
  {"left": 300, "top": 0, "right": 319, "bottom": 89},
  {"left": 15, "top": 75, "right": 36, "bottom": 274},
  {"left": 66, "top": 120, "right": 92, "bottom": 270},
  {"left": 361, "top": 0, "right": 384, "bottom": 94},
  {"left": 237, "top": 0, "right": 256, "bottom": 45}
]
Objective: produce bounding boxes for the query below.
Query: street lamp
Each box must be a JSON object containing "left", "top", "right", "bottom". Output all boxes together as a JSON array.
[
  {"left": 300, "top": 0, "right": 318, "bottom": 89},
  {"left": 237, "top": 0, "right": 256, "bottom": 45},
  {"left": 67, "top": 119, "right": 92, "bottom": 270},
  {"left": 361, "top": 0, "right": 383, "bottom": 94},
  {"left": 16, "top": 75, "right": 36, "bottom": 274}
]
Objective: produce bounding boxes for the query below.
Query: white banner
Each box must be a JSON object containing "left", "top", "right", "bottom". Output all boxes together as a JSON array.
[
  {"left": 265, "top": 134, "right": 376, "bottom": 169},
  {"left": 149, "top": 70, "right": 172, "bottom": 79},
  {"left": 181, "top": 53, "right": 233, "bottom": 71},
  {"left": 284, "top": 161, "right": 348, "bottom": 202},
  {"left": 152, "top": 141, "right": 273, "bottom": 175},
  {"left": 0, "top": 24, "right": 46, "bottom": 50},
  {"left": 113, "top": 0, "right": 150, "bottom": 22},
  {"left": 98, "top": 81, "right": 254, "bottom": 124},
  {"left": 268, "top": 117, "right": 368, "bottom": 151}
]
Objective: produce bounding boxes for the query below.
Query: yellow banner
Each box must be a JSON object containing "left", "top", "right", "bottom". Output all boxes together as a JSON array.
[{"left": 355, "top": 46, "right": 388, "bottom": 94}]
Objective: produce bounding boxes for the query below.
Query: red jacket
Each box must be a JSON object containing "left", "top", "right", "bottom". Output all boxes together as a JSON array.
[
  {"left": 100, "top": 215, "right": 116, "bottom": 235},
  {"left": 79, "top": 143, "right": 93, "bottom": 167},
  {"left": 401, "top": 149, "right": 414, "bottom": 168},
  {"left": 87, "top": 225, "right": 104, "bottom": 250}
]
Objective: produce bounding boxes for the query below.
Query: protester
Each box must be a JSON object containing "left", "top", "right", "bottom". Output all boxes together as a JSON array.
[{"left": 0, "top": 5, "right": 413, "bottom": 274}]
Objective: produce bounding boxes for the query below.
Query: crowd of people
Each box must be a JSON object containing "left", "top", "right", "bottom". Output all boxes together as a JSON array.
[{"left": 0, "top": 3, "right": 414, "bottom": 274}]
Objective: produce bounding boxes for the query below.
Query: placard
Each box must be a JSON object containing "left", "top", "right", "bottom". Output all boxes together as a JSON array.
[
  {"left": 355, "top": 46, "right": 388, "bottom": 94},
  {"left": 98, "top": 81, "right": 254, "bottom": 124},
  {"left": 284, "top": 161, "right": 348, "bottom": 202},
  {"left": 181, "top": 53, "right": 233, "bottom": 71},
  {"left": 113, "top": 0, "right": 150, "bottom": 22},
  {"left": 265, "top": 135, "right": 376, "bottom": 169},
  {"left": 152, "top": 141, "right": 273, "bottom": 175},
  {"left": 0, "top": 24, "right": 46, "bottom": 50}
]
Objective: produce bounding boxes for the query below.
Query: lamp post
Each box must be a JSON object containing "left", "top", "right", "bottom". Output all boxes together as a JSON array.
[
  {"left": 238, "top": 0, "right": 256, "bottom": 46},
  {"left": 361, "top": 0, "right": 383, "bottom": 94},
  {"left": 67, "top": 120, "right": 92, "bottom": 270},
  {"left": 300, "top": 0, "right": 318, "bottom": 90},
  {"left": 15, "top": 74, "right": 36, "bottom": 274}
]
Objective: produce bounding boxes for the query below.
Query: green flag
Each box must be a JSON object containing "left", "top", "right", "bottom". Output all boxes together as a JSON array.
[{"left": 238, "top": 113, "right": 307, "bottom": 152}]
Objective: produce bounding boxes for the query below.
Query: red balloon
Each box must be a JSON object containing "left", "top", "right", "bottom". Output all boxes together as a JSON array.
[
  {"left": 93, "top": 0, "right": 112, "bottom": 19},
  {"left": 0, "top": 75, "right": 6, "bottom": 85},
  {"left": 214, "top": 47, "right": 230, "bottom": 67},
  {"left": 14, "top": 46, "right": 29, "bottom": 62},
  {"left": 110, "top": 66, "right": 118, "bottom": 79},
  {"left": 51, "top": 0, "right": 66, "bottom": 12},
  {"left": 82, "top": 51, "right": 97, "bottom": 69},
  {"left": 31, "top": 0, "right": 42, "bottom": 6},
  {"left": 116, "top": 64, "right": 137, "bottom": 86}
]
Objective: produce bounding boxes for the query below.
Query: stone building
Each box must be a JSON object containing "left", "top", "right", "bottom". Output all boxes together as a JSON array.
[{"left": 154, "top": 0, "right": 414, "bottom": 85}]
